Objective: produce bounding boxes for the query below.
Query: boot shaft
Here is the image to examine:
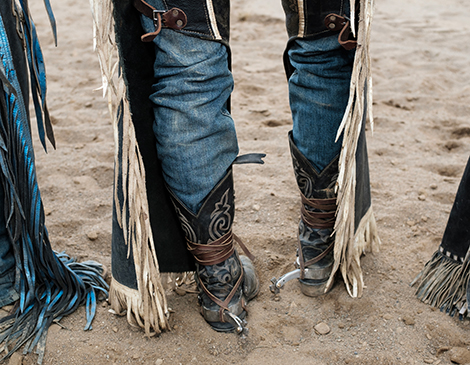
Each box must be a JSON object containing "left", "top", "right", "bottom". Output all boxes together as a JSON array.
[
  {"left": 169, "top": 169, "right": 235, "bottom": 245},
  {"left": 288, "top": 131, "right": 338, "bottom": 200}
]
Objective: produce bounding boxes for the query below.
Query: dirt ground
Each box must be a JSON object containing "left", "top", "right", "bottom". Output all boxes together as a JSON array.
[{"left": 10, "top": 0, "right": 470, "bottom": 363}]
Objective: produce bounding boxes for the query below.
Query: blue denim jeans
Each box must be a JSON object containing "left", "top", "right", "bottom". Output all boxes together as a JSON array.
[
  {"left": 141, "top": 11, "right": 238, "bottom": 214},
  {"left": 142, "top": 4, "right": 352, "bottom": 212},
  {"left": 0, "top": 184, "right": 18, "bottom": 307},
  {"left": 288, "top": 35, "right": 354, "bottom": 172}
]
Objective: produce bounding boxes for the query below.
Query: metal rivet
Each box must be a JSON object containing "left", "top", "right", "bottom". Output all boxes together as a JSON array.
[
  {"left": 173, "top": 9, "right": 179, "bottom": 16},
  {"left": 330, "top": 15, "right": 336, "bottom": 21},
  {"left": 329, "top": 23, "right": 336, "bottom": 29},
  {"left": 176, "top": 19, "right": 183, "bottom": 27}
]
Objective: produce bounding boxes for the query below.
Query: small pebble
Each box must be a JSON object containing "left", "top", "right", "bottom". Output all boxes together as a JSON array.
[
  {"left": 437, "top": 346, "right": 451, "bottom": 355},
  {"left": 418, "top": 194, "right": 427, "bottom": 201},
  {"left": 314, "top": 322, "right": 330, "bottom": 335},
  {"left": 430, "top": 184, "right": 438, "bottom": 190},
  {"left": 253, "top": 204, "right": 260, "bottom": 211},
  {"left": 155, "top": 360, "right": 164, "bottom": 365},
  {"left": 423, "top": 359, "right": 434, "bottom": 364},
  {"left": 87, "top": 231, "right": 98, "bottom": 240},
  {"left": 383, "top": 314, "right": 393, "bottom": 320},
  {"left": 402, "top": 316, "right": 415, "bottom": 325},
  {"left": 112, "top": 327, "right": 118, "bottom": 333},
  {"left": 449, "top": 347, "right": 470, "bottom": 364}
]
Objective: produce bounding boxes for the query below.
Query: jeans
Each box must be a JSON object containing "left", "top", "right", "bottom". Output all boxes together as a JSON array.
[
  {"left": 0, "top": 184, "right": 18, "bottom": 307},
  {"left": 141, "top": 11, "right": 238, "bottom": 214},
  {"left": 288, "top": 35, "right": 354, "bottom": 172},
  {"left": 141, "top": 2, "right": 353, "bottom": 212}
]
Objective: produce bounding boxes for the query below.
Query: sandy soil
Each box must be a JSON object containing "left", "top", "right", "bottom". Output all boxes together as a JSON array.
[{"left": 10, "top": 0, "right": 470, "bottom": 363}]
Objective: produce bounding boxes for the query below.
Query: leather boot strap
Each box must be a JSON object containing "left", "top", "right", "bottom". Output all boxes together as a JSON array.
[
  {"left": 298, "top": 193, "right": 337, "bottom": 279},
  {"left": 187, "top": 230, "right": 255, "bottom": 322},
  {"left": 299, "top": 241, "right": 335, "bottom": 279},
  {"left": 186, "top": 231, "right": 234, "bottom": 266},
  {"left": 133, "top": 0, "right": 187, "bottom": 42},
  {"left": 300, "top": 193, "right": 336, "bottom": 229},
  {"left": 199, "top": 266, "right": 245, "bottom": 321},
  {"left": 186, "top": 230, "right": 255, "bottom": 266}
]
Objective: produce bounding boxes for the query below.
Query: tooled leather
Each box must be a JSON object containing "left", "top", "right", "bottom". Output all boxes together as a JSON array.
[
  {"left": 289, "top": 132, "right": 337, "bottom": 278},
  {"left": 169, "top": 170, "right": 243, "bottom": 302},
  {"left": 288, "top": 132, "right": 339, "bottom": 200}
]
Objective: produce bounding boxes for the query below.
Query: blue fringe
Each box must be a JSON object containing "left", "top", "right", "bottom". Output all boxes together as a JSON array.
[{"left": 0, "top": 3, "right": 108, "bottom": 363}]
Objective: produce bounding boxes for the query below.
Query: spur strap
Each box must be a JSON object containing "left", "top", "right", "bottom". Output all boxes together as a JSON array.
[
  {"left": 187, "top": 230, "right": 255, "bottom": 322},
  {"left": 298, "top": 193, "right": 337, "bottom": 279},
  {"left": 186, "top": 230, "right": 255, "bottom": 266},
  {"left": 300, "top": 193, "right": 336, "bottom": 229}
]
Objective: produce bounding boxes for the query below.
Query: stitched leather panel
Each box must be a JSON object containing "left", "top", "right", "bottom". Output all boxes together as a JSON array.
[
  {"left": 164, "top": 0, "right": 230, "bottom": 42},
  {"left": 282, "top": 0, "right": 345, "bottom": 39},
  {"left": 169, "top": 169, "right": 234, "bottom": 244}
]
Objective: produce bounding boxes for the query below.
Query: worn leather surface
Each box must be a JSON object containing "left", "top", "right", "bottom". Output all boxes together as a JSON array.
[
  {"left": 289, "top": 131, "right": 336, "bottom": 275},
  {"left": 143, "top": 0, "right": 230, "bottom": 43},
  {"left": 282, "top": 0, "right": 346, "bottom": 40},
  {"left": 354, "top": 111, "right": 372, "bottom": 231},
  {"left": 111, "top": 0, "right": 194, "bottom": 285},
  {"left": 169, "top": 169, "right": 243, "bottom": 302},
  {"left": 440, "top": 156, "right": 470, "bottom": 260}
]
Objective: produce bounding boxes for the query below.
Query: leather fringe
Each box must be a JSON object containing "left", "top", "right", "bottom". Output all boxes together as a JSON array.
[
  {"left": 327, "top": 0, "right": 380, "bottom": 297},
  {"left": 109, "top": 277, "right": 170, "bottom": 335},
  {"left": 341, "top": 207, "right": 380, "bottom": 297},
  {"left": 90, "top": 0, "right": 171, "bottom": 335},
  {"left": 412, "top": 251, "right": 470, "bottom": 318}
]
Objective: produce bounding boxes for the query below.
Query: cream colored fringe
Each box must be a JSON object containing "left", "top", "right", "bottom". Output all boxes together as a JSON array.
[
  {"left": 89, "top": 0, "right": 170, "bottom": 334},
  {"left": 412, "top": 251, "right": 470, "bottom": 318},
  {"left": 326, "top": 0, "right": 380, "bottom": 297}
]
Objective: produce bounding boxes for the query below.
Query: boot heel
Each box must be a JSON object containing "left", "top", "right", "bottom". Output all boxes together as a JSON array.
[{"left": 299, "top": 277, "right": 334, "bottom": 297}]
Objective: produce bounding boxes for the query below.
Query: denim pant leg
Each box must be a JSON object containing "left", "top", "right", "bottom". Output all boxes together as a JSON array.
[
  {"left": 0, "top": 184, "right": 18, "bottom": 307},
  {"left": 288, "top": 35, "right": 355, "bottom": 172},
  {"left": 140, "top": 17, "right": 238, "bottom": 214}
]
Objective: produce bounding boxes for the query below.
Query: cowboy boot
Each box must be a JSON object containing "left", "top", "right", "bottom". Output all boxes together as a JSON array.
[
  {"left": 289, "top": 131, "right": 338, "bottom": 296},
  {"left": 169, "top": 169, "right": 259, "bottom": 333}
]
